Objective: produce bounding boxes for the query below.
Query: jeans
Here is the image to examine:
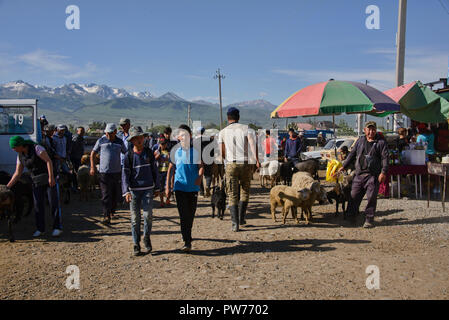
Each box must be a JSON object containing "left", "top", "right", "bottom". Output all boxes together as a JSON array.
[
  {"left": 130, "top": 189, "right": 154, "bottom": 245},
  {"left": 175, "top": 191, "right": 198, "bottom": 245},
  {"left": 32, "top": 183, "right": 62, "bottom": 232}
]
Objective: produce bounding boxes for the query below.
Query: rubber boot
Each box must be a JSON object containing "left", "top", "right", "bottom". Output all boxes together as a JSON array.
[
  {"left": 238, "top": 201, "right": 248, "bottom": 226},
  {"left": 230, "top": 205, "right": 239, "bottom": 232}
]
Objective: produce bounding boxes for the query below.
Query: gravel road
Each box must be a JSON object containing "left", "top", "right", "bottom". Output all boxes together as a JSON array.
[{"left": 1, "top": 174, "right": 449, "bottom": 300}]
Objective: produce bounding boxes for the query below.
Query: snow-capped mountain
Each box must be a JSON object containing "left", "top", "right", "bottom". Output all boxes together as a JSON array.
[
  {"left": 131, "top": 91, "right": 153, "bottom": 99},
  {"left": 0, "top": 80, "right": 154, "bottom": 101}
]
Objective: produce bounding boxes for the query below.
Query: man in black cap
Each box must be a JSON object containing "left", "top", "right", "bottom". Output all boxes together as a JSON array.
[
  {"left": 338, "top": 121, "right": 388, "bottom": 228},
  {"left": 219, "top": 107, "right": 260, "bottom": 232}
]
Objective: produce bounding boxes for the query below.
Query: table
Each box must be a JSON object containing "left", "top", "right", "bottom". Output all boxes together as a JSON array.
[
  {"left": 378, "top": 165, "right": 427, "bottom": 199},
  {"left": 427, "top": 162, "right": 449, "bottom": 212}
]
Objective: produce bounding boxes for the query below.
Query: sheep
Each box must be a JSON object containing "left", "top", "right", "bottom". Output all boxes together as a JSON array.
[
  {"left": 77, "top": 155, "right": 92, "bottom": 201},
  {"left": 0, "top": 185, "right": 16, "bottom": 242},
  {"left": 270, "top": 185, "right": 311, "bottom": 224},
  {"left": 259, "top": 160, "right": 280, "bottom": 188},
  {"left": 77, "top": 165, "right": 91, "bottom": 201},
  {"left": 291, "top": 171, "right": 329, "bottom": 223},
  {"left": 270, "top": 185, "right": 289, "bottom": 222},
  {"left": 0, "top": 171, "right": 33, "bottom": 218},
  {"left": 294, "top": 159, "right": 319, "bottom": 180},
  {"left": 278, "top": 187, "right": 312, "bottom": 225},
  {"left": 291, "top": 171, "right": 316, "bottom": 190},
  {"left": 279, "top": 162, "right": 295, "bottom": 185}
]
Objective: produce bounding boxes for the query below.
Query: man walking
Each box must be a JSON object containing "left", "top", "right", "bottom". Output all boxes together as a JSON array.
[
  {"left": 90, "top": 123, "right": 127, "bottom": 224},
  {"left": 284, "top": 128, "right": 302, "bottom": 166},
  {"left": 219, "top": 107, "right": 260, "bottom": 232},
  {"left": 53, "top": 125, "right": 70, "bottom": 174},
  {"left": 338, "top": 121, "right": 388, "bottom": 228},
  {"left": 71, "top": 127, "right": 85, "bottom": 173},
  {"left": 122, "top": 127, "right": 160, "bottom": 256}
]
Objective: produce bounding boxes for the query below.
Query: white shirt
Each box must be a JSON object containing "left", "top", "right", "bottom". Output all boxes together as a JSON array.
[{"left": 218, "top": 122, "right": 257, "bottom": 163}]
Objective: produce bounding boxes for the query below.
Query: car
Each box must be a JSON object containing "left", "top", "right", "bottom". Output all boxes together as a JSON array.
[
  {"left": 320, "top": 137, "right": 358, "bottom": 162},
  {"left": 301, "top": 137, "right": 358, "bottom": 168}
]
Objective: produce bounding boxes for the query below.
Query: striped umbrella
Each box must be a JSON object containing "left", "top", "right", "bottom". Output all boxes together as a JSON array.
[
  {"left": 271, "top": 80, "right": 400, "bottom": 118},
  {"left": 383, "top": 80, "right": 449, "bottom": 123}
]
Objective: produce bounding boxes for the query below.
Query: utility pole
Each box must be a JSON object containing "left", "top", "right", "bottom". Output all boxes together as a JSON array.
[
  {"left": 394, "top": 0, "right": 407, "bottom": 131},
  {"left": 214, "top": 69, "right": 225, "bottom": 130},
  {"left": 357, "top": 80, "right": 369, "bottom": 136},
  {"left": 187, "top": 104, "right": 191, "bottom": 128}
]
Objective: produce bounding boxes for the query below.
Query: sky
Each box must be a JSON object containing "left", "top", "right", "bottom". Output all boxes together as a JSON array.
[{"left": 0, "top": 0, "right": 448, "bottom": 105}]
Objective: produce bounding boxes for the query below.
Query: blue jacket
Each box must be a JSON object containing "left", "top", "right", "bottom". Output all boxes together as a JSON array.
[
  {"left": 122, "top": 147, "right": 160, "bottom": 195},
  {"left": 284, "top": 138, "right": 302, "bottom": 159}
]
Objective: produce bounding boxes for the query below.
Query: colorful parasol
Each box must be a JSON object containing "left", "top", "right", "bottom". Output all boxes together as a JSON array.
[{"left": 271, "top": 80, "right": 400, "bottom": 118}]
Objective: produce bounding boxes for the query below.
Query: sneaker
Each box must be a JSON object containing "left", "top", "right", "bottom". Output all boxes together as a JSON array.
[
  {"left": 363, "top": 218, "right": 375, "bottom": 229},
  {"left": 32, "top": 230, "right": 44, "bottom": 237},
  {"left": 143, "top": 238, "right": 152, "bottom": 254},
  {"left": 160, "top": 202, "right": 165, "bottom": 208},
  {"left": 103, "top": 216, "right": 111, "bottom": 225},
  {"left": 52, "top": 229, "right": 63, "bottom": 237},
  {"left": 133, "top": 245, "right": 141, "bottom": 256},
  {"left": 166, "top": 199, "right": 171, "bottom": 205},
  {"left": 181, "top": 243, "right": 191, "bottom": 253}
]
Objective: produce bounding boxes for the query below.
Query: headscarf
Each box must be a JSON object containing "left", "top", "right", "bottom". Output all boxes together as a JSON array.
[{"left": 9, "top": 136, "right": 36, "bottom": 149}]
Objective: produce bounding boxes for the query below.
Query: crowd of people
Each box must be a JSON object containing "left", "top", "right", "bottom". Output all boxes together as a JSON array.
[
  {"left": 6, "top": 108, "right": 266, "bottom": 256},
  {"left": 7, "top": 110, "right": 411, "bottom": 253}
]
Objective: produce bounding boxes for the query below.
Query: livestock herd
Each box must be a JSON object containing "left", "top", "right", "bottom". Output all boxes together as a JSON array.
[{"left": 262, "top": 158, "right": 354, "bottom": 225}]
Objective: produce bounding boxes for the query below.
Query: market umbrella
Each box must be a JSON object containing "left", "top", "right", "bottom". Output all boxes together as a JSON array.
[
  {"left": 271, "top": 80, "right": 400, "bottom": 156},
  {"left": 383, "top": 81, "right": 449, "bottom": 123},
  {"left": 271, "top": 80, "right": 400, "bottom": 119}
]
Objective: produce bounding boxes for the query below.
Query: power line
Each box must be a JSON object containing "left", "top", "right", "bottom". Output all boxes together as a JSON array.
[{"left": 438, "top": 0, "right": 449, "bottom": 15}]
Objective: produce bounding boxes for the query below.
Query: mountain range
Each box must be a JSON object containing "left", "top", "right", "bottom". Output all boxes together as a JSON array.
[{"left": 0, "top": 80, "right": 280, "bottom": 127}]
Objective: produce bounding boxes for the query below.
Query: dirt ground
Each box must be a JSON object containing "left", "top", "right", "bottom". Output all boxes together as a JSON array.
[{"left": 1, "top": 173, "right": 449, "bottom": 300}]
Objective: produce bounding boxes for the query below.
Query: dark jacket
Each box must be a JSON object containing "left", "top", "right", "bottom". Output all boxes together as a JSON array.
[
  {"left": 122, "top": 147, "right": 160, "bottom": 195},
  {"left": 284, "top": 138, "right": 302, "bottom": 159},
  {"left": 343, "top": 134, "right": 388, "bottom": 177},
  {"left": 71, "top": 134, "right": 85, "bottom": 160}
]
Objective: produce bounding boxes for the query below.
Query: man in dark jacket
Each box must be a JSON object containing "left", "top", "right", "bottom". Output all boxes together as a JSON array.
[
  {"left": 71, "top": 127, "right": 85, "bottom": 172},
  {"left": 284, "top": 128, "right": 302, "bottom": 166},
  {"left": 122, "top": 126, "right": 160, "bottom": 256},
  {"left": 338, "top": 121, "right": 388, "bottom": 228}
]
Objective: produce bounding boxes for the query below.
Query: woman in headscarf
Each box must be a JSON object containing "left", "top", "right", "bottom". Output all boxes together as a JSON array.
[{"left": 6, "top": 136, "right": 62, "bottom": 237}]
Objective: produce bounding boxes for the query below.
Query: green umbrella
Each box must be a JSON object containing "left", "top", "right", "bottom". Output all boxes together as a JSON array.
[{"left": 384, "top": 81, "right": 449, "bottom": 123}]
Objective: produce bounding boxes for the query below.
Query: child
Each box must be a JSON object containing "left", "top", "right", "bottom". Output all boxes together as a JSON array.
[
  {"left": 154, "top": 137, "right": 170, "bottom": 207},
  {"left": 339, "top": 146, "right": 349, "bottom": 162},
  {"left": 122, "top": 126, "right": 160, "bottom": 256}
]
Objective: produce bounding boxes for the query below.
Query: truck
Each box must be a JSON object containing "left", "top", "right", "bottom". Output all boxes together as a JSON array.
[{"left": 0, "top": 99, "right": 41, "bottom": 174}]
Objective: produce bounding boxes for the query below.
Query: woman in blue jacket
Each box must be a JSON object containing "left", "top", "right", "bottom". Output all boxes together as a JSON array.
[{"left": 166, "top": 124, "right": 203, "bottom": 252}]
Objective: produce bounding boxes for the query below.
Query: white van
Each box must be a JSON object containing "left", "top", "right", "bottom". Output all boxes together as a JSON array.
[{"left": 0, "top": 99, "right": 40, "bottom": 174}]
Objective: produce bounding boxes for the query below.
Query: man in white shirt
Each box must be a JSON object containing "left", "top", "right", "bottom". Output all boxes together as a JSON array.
[{"left": 218, "top": 107, "right": 259, "bottom": 232}]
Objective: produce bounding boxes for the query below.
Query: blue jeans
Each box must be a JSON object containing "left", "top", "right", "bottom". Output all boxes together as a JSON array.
[{"left": 130, "top": 189, "right": 154, "bottom": 245}]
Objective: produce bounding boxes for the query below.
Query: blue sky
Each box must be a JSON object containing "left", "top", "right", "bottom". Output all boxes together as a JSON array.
[{"left": 0, "top": 0, "right": 448, "bottom": 105}]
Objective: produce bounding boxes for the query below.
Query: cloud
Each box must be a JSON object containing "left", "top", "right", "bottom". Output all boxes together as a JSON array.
[
  {"left": 273, "top": 47, "right": 448, "bottom": 91},
  {"left": 0, "top": 49, "right": 100, "bottom": 80},
  {"left": 19, "top": 49, "right": 72, "bottom": 72},
  {"left": 185, "top": 74, "right": 207, "bottom": 80}
]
